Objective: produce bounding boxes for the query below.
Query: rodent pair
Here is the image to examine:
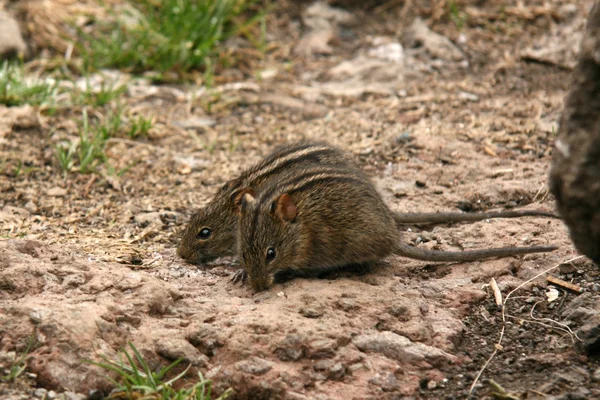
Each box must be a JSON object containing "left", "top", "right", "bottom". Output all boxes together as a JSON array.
[{"left": 178, "top": 140, "right": 558, "bottom": 292}]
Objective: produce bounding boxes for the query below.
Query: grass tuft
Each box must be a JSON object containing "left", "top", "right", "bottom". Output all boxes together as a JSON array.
[
  {"left": 55, "top": 108, "right": 116, "bottom": 174},
  {"left": 128, "top": 115, "right": 154, "bottom": 139},
  {"left": 449, "top": 1, "right": 468, "bottom": 30},
  {"left": 86, "top": 342, "right": 232, "bottom": 400},
  {"left": 1, "top": 337, "right": 34, "bottom": 383},
  {"left": 0, "top": 61, "right": 58, "bottom": 107},
  {"left": 80, "top": 0, "right": 266, "bottom": 79},
  {"left": 71, "top": 77, "right": 128, "bottom": 107}
]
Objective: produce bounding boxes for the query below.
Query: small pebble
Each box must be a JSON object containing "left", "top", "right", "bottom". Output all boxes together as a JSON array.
[
  {"left": 329, "top": 362, "right": 345, "bottom": 380},
  {"left": 348, "top": 363, "right": 364, "bottom": 373}
]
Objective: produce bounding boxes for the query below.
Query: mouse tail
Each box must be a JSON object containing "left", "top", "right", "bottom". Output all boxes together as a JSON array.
[
  {"left": 394, "top": 242, "right": 557, "bottom": 262},
  {"left": 393, "top": 209, "right": 559, "bottom": 226}
]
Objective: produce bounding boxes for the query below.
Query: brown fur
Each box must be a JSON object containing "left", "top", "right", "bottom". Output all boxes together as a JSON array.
[{"left": 238, "top": 166, "right": 557, "bottom": 292}]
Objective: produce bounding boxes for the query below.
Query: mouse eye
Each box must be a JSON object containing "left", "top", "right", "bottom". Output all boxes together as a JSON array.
[
  {"left": 266, "top": 247, "right": 276, "bottom": 263},
  {"left": 197, "top": 228, "right": 211, "bottom": 240}
]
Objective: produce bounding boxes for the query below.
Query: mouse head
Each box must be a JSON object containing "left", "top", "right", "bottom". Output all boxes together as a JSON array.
[
  {"left": 238, "top": 191, "right": 308, "bottom": 292},
  {"left": 177, "top": 180, "right": 255, "bottom": 264}
]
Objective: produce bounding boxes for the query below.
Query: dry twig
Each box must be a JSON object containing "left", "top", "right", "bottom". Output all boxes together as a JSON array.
[{"left": 546, "top": 275, "right": 583, "bottom": 294}]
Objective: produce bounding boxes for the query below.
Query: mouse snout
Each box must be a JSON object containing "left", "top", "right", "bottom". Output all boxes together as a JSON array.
[{"left": 249, "top": 273, "right": 274, "bottom": 293}]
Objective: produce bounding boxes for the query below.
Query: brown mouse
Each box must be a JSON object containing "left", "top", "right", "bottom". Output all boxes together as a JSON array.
[
  {"left": 178, "top": 140, "right": 557, "bottom": 264},
  {"left": 237, "top": 165, "right": 557, "bottom": 292},
  {"left": 177, "top": 141, "right": 360, "bottom": 263}
]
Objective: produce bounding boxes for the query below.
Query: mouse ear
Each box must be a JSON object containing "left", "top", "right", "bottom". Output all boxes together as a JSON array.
[
  {"left": 274, "top": 193, "right": 297, "bottom": 221},
  {"left": 233, "top": 188, "right": 256, "bottom": 214}
]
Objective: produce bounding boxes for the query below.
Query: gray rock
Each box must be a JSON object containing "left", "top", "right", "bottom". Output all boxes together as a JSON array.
[
  {"left": 336, "top": 298, "right": 358, "bottom": 312},
  {"left": 63, "top": 392, "right": 85, "bottom": 400},
  {"left": 275, "top": 334, "right": 306, "bottom": 361},
  {"left": 329, "top": 362, "right": 345, "bottom": 381},
  {"left": 186, "top": 323, "right": 223, "bottom": 357},
  {"left": 306, "top": 338, "right": 337, "bottom": 359},
  {"left": 0, "top": 12, "right": 27, "bottom": 58},
  {"left": 313, "top": 359, "right": 333, "bottom": 371},
  {"left": 404, "top": 18, "right": 464, "bottom": 61},
  {"left": 348, "top": 362, "right": 365, "bottom": 373},
  {"left": 368, "top": 372, "right": 401, "bottom": 392},
  {"left": 575, "top": 315, "right": 600, "bottom": 356},
  {"left": 299, "top": 306, "right": 324, "bottom": 318},
  {"left": 171, "top": 117, "right": 216, "bottom": 130},
  {"left": 32, "top": 388, "right": 48, "bottom": 399},
  {"left": 235, "top": 356, "right": 274, "bottom": 376},
  {"left": 353, "top": 331, "right": 456, "bottom": 366},
  {"left": 154, "top": 337, "right": 209, "bottom": 367}
]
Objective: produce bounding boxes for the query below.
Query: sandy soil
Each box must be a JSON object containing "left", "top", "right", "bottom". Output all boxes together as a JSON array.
[{"left": 1, "top": 1, "right": 600, "bottom": 399}]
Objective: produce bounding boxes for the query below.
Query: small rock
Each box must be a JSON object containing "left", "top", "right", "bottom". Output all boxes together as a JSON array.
[
  {"left": 576, "top": 315, "right": 600, "bottom": 356},
  {"left": 186, "top": 323, "right": 223, "bottom": 357},
  {"left": 336, "top": 298, "right": 358, "bottom": 312},
  {"left": 155, "top": 337, "right": 209, "bottom": 367},
  {"left": 368, "top": 372, "right": 401, "bottom": 392},
  {"left": 139, "top": 280, "right": 173, "bottom": 315},
  {"left": 368, "top": 40, "right": 404, "bottom": 64},
  {"left": 47, "top": 391, "right": 58, "bottom": 400},
  {"left": 171, "top": 117, "right": 216, "bottom": 130},
  {"left": 312, "top": 372, "right": 327, "bottom": 381},
  {"left": 415, "top": 180, "right": 427, "bottom": 188},
  {"left": 427, "top": 380, "right": 438, "bottom": 390},
  {"left": 47, "top": 187, "right": 68, "bottom": 197},
  {"left": 62, "top": 274, "right": 86, "bottom": 288},
  {"left": 559, "top": 262, "right": 577, "bottom": 274},
  {"left": 63, "top": 392, "right": 85, "bottom": 400},
  {"left": 593, "top": 368, "right": 600, "bottom": 382},
  {"left": 329, "top": 362, "right": 345, "bottom": 381},
  {"left": 353, "top": 331, "right": 456, "bottom": 366},
  {"left": 458, "top": 91, "right": 479, "bottom": 102},
  {"left": 307, "top": 338, "right": 337, "bottom": 359},
  {"left": 134, "top": 211, "right": 180, "bottom": 227},
  {"left": 173, "top": 156, "right": 210, "bottom": 173},
  {"left": 33, "top": 388, "right": 48, "bottom": 398},
  {"left": 404, "top": 18, "right": 464, "bottom": 61},
  {"left": 0, "top": 12, "right": 27, "bottom": 58},
  {"left": 387, "top": 303, "right": 410, "bottom": 319},
  {"left": 275, "top": 334, "right": 306, "bottom": 361},
  {"left": 313, "top": 359, "right": 333, "bottom": 371},
  {"left": 87, "top": 390, "right": 104, "bottom": 400},
  {"left": 24, "top": 201, "right": 38, "bottom": 214},
  {"left": 235, "top": 356, "right": 273, "bottom": 376},
  {"left": 258, "top": 68, "right": 278, "bottom": 80},
  {"left": 348, "top": 363, "right": 365, "bottom": 373},
  {"left": 299, "top": 307, "right": 324, "bottom": 318},
  {"left": 295, "top": 1, "right": 354, "bottom": 56}
]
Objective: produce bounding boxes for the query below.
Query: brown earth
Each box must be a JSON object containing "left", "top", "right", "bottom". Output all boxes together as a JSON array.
[{"left": 1, "top": 1, "right": 600, "bottom": 399}]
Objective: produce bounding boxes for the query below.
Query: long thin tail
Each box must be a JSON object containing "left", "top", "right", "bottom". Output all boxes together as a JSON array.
[
  {"left": 393, "top": 209, "right": 559, "bottom": 225},
  {"left": 395, "top": 242, "right": 557, "bottom": 262}
]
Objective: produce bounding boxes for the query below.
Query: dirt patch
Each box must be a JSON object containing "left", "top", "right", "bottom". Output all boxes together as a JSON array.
[{"left": 1, "top": 1, "right": 599, "bottom": 399}]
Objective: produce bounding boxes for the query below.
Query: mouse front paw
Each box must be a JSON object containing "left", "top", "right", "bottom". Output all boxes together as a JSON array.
[{"left": 230, "top": 268, "right": 247, "bottom": 284}]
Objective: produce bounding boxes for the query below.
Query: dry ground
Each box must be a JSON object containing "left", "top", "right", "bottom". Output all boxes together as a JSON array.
[{"left": 1, "top": 1, "right": 600, "bottom": 399}]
